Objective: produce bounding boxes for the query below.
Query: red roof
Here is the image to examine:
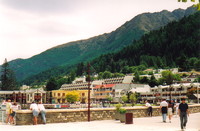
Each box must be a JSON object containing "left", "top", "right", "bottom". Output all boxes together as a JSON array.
[{"left": 94, "top": 84, "right": 115, "bottom": 89}]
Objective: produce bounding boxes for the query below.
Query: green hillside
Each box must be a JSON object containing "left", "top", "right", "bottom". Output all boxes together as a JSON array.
[
  {"left": 22, "top": 10, "right": 200, "bottom": 85},
  {"left": 2, "top": 7, "right": 197, "bottom": 82},
  {"left": 90, "top": 11, "right": 200, "bottom": 73}
]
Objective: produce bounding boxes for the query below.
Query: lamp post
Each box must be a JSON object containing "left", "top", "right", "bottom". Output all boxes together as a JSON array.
[{"left": 87, "top": 63, "right": 91, "bottom": 122}]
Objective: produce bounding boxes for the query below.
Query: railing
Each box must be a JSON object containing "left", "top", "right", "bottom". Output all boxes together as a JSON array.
[{"left": 0, "top": 104, "right": 6, "bottom": 123}]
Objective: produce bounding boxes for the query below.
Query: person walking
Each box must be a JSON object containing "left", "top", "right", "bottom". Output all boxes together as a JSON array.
[
  {"left": 179, "top": 98, "right": 189, "bottom": 130},
  {"left": 30, "top": 101, "right": 39, "bottom": 125},
  {"left": 145, "top": 100, "right": 152, "bottom": 117},
  {"left": 38, "top": 101, "right": 46, "bottom": 124},
  {"left": 5, "top": 99, "right": 12, "bottom": 124},
  {"left": 167, "top": 100, "right": 173, "bottom": 123},
  {"left": 160, "top": 98, "right": 168, "bottom": 123}
]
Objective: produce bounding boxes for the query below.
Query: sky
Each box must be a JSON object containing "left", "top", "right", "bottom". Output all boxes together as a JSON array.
[{"left": 0, "top": 0, "right": 197, "bottom": 64}]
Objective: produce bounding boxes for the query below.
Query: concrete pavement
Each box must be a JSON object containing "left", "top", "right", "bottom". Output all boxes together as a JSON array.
[{"left": 0, "top": 112, "right": 200, "bottom": 131}]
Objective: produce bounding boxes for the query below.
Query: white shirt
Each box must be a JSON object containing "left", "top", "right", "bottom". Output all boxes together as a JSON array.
[
  {"left": 38, "top": 104, "right": 45, "bottom": 111},
  {"left": 160, "top": 101, "right": 168, "bottom": 107},
  {"left": 30, "top": 103, "right": 39, "bottom": 111},
  {"left": 175, "top": 103, "right": 180, "bottom": 109},
  {"left": 145, "top": 103, "right": 151, "bottom": 107},
  {"left": 11, "top": 105, "right": 19, "bottom": 112}
]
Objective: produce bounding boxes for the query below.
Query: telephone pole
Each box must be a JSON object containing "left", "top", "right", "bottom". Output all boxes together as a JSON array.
[{"left": 87, "top": 63, "right": 91, "bottom": 122}]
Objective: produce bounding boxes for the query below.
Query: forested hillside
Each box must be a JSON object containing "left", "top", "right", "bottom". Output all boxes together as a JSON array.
[
  {"left": 89, "top": 11, "right": 200, "bottom": 74},
  {"left": 22, "top": 11, "right": 200, "bottom": 85},
  {"left": 1, "top": 7, "right": 197, "bottom": 82}
]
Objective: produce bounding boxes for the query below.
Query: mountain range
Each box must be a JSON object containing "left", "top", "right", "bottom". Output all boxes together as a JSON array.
[{"left": 1, "top": 6, "right": 197, "bottom": 82}]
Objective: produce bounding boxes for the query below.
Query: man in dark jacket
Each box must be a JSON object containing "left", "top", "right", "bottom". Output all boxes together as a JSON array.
[{"left": 179, "top": 98, "right": 189, "bottom": 130}]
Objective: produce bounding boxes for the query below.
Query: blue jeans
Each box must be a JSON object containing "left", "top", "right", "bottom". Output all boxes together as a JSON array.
[
  {"left": 162, "top": 113, "right": 167, "bottom": 122},
  {"left": 180, "top": 112, "right": 187, "bottom": 129},
  {"left": 40, "top": 110, "right": 46, "bottom": 124}
]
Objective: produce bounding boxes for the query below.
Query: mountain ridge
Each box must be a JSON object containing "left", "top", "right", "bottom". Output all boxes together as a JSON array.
[{"left": 2, "top": 6, "right": 197, "bottom": 82}]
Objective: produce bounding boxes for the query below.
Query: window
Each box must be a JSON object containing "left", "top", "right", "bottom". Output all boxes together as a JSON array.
[{"left": 58, "top": 93, "right": 60, "bottom": 96}]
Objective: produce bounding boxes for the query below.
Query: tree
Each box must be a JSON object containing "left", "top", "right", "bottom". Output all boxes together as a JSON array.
[
  {"left": 140, "top": 76, "right": 149, "bottom": 84},
  {"left": 161, "top": 71, "right": 175, "bottom": 85},
  {"left": 45, "top": 77, "right": 58, "bottom": 91},
  {"left": 161, "top": 71, "right": 181, "bottom": 85},
  {"left": 66, "top": 91, "right": 80, "bottom": 103},
  {"left": 194, "top": 76, "right": 200, "bottom": 82},
  {"left": 76, "top": 62, "right": 84, "bottom": 76},
  {"left": 129, "top": 93, "right": 138, "bottom": 106},
  {"left": 107, "top": 96, "right": 113, "bottom": 102},
  {"left": 0, "top": 59, "right": 17, "bottom": 90},
  {"left": 178, "top": 0, "right": 200, "bottom": 10},
  {"left": 106, "top": 96, "right": 113, "bottom": 107},
  {"left": 102, "top": 71, "right": 112, "bottom": 79},
  {"left": 148, "top": 75, "right": 158, "bottom": 87},
  {"left": 133, "top": 71, "right": 140, "bottom": 83},
  {"left": 121, "top": 95, "right": 128, "bottom": 103}
]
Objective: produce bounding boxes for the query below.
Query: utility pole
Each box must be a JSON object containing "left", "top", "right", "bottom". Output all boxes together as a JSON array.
[
  {"left": 87, "top": 63, "right": 91, "bottom": 122},
  {"left": 197, "top": 84, "right": 199, "bottom": 104}
]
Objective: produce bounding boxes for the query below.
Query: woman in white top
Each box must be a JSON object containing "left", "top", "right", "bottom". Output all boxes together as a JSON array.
[
  {"left": 5, "top": 99, "right": 12, "bottom": 124},
  {"left": 145, "top": 100, "right": 152, "bottom": 117},
  {"left": 38, "top": 101, "right": 46, "bottom": 124},
  {"left": 10, "top": 102, "right": 19, "bottom": 124}
]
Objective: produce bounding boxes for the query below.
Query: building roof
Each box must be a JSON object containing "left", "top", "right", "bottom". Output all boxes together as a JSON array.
[{"left": 94, "top": 84, "right": 115, "bottom": 89}]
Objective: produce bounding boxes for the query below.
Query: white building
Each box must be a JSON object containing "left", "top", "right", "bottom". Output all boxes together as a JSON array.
[{"left": 112, "top": 84, "right": 150, "bottom": 102}]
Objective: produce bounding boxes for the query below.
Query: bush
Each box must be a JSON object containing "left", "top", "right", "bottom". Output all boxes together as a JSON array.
[
  {"left": 119, "top": 108, "right": 127, "bottom": 114},
  {"left": 115, "top": 104, "right": 122, "bottom": 112}
]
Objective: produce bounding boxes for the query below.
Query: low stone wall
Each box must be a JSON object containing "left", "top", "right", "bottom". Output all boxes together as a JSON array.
[{"left": 15, "top": 104, "right": 200, "bottom": 125}]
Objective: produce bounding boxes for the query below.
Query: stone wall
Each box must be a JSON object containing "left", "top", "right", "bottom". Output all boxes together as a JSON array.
[{"left": 15, "top": 104, "right": 200, "bottom": 125}]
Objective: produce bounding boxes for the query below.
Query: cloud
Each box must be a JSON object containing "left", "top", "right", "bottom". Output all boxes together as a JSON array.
[
  {"left": 0, "top": 0, "right": 197, "bottom": 64},
  {"left": 1, "top": 0, "right": 83, "bottom": 14}
]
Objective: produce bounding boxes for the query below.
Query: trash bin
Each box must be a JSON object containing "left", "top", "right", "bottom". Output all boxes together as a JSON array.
[{"left": 125, "top": 113, "right": 133, "bottom": 124}]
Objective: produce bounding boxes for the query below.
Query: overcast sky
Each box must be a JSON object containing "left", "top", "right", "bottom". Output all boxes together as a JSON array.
[{"left": 0, "top": 0, "right": 197, "bottom": 64}]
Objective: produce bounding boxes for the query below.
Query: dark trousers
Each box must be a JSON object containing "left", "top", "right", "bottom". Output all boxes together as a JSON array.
[
  {"left": 148, "top": 107, "right": 152, "bottom": 116},
  {"left": 180, "top": 112, "right": 188, "bottom": 129}
]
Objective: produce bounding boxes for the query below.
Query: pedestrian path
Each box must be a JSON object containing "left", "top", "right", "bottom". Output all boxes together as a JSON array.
[{"left": 0, "top": 112, "right": 199, "bottom": 131}]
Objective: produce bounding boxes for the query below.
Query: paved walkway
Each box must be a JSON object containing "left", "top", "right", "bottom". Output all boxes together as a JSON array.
[{"left": 0, "top": 113, "right": 200, "bottom": 131}]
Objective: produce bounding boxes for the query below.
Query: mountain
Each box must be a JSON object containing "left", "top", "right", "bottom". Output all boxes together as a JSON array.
[
  {"left": 2, "top": 6, "right": 197, "bottom": 82},
  {"left": 90, "top": 11, "right": 200, "bottom": 73}
]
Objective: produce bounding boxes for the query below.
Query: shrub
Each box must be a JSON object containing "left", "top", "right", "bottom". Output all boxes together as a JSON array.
[{"left": 119, "top": 108, "right": 127, "bottom": 114}]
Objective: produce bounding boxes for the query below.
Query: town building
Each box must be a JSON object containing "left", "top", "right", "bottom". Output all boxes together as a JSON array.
[
  {"left": 0, "top": 88, "right": 47, "bottom": 104},
  {"left": 112, "top": 84, "right": 150, "bottom": 102},
  {"left": 52, "top": 90, "right": 88, "bottom": 104},
  {"left": 93, "top": 84, "right": 115, "bottom": 101},
  {"left": 140, "top": 83, "right": 200, "bottom": 103}
]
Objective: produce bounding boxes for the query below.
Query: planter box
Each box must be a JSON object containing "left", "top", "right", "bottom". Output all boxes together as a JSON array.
[
  {"left": 119, "top": 113, "right": 125, "bottom": 123},
  {"left": 115, "top": 112, "right": 120, "bottom": 120}
]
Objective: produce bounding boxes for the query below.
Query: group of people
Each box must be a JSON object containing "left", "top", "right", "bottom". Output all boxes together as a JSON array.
[
  {"left": 2, "top": 98, "right": 190, "bottom": 130},
  {"left": 4, "top": 99, "right": 20, "bottom": 124},
  {"left": 3, "top": 99, "right": 46, "bottom": 125},
  {"left": 30, "top": 101, "right": 46, "bottom": 125},
  {"left": 145, "top": 98, "right": 189, "bottom": 130},
  {"left": 160, "top": 98, "right": 189, "bottom": 130}
]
